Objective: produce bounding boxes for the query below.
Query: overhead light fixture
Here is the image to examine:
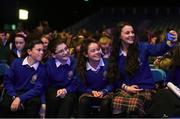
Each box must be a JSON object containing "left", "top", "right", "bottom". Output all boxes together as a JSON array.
[{"left": 19, "top": 9, "right": 29, "bottom": 20}]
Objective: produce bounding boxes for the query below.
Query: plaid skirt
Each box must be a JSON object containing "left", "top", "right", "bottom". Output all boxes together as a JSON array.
[{"left": 112, "top": 89, "right": 156, "bottom": 117}]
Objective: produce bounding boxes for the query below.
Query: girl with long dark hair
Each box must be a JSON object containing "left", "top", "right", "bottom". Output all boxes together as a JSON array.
[
  {"left": 77, "top": 39, "right": 113, "bottom": 117},
  {"left": 107, "top": 21, "right": 177, "bottom": 117}
]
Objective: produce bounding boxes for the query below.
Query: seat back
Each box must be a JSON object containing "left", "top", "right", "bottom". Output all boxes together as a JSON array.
[
  {"left": 151, "top": 68, "right": 166, "bottom": 83},
  {"left": 0, "top": 63, "right": 9, "bottom": 77},
  {"left": 0, "top": 63, "right": 9, "bottom": 102}
]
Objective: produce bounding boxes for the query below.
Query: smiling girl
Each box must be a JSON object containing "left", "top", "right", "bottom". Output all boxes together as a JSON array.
[
  {"left": 107, "top": 21, "right": 177, "bottom": 117},
  {"left": 77, "top": 39, "right": 113, "bottom": 117}
]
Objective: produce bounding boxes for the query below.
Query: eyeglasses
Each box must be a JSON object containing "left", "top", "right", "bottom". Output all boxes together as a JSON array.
[
  {"left": 15, "top": 41, "right": 25, "bottom": 45},
  {"left": 55, "top": 47, "right": 69, "bottom": 54}
]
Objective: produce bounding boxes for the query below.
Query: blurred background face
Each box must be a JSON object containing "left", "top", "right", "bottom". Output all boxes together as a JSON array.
[
  {"left": 87, "top": 43, "right": 101, "bottom": 62},
  {"left": 150, "top": 37, "right": 158, "bottom": 45},
  {"left": 41, "top": 37, "right": 49, "bottom": 50},
  {"left": 0, "top": 33, "right": 6, "bottom": 40},
  {"left": 120, "top": 25, "right": 135, "bottom": 45},
  {"left": 15, "top": 36, "right": 25, "bottom": 51},
  {"left": 100, "top": 43, "right": 111, "bottom": 55},
  {"left": 75, "top": 44, "right": 81, "bottom": 54}
]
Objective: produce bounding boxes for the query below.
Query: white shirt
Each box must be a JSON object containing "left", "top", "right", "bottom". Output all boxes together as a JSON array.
[
  {"left": 55, "top": 58, "right": 71, "bottom": 68},
  {"left": 17, "top": 50, "right": 21, "bottom": 58},
  {"left": 22, "top": 57, "right": 39, "bottom": 70},
  {"left": 119, "top": 49, "right": 127, "bottom": 56},
  {"left": 86, "top": 58, "right": 105, "bottom": 71}
]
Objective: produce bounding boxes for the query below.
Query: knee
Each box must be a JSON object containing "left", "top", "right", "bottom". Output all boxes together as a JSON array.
[
  {"left": 101, "top": 98, "right": 111, "bottom": 107},
  {"left": 62, "top": 94, "right": 77, "bottom": 106},
  {"left": 65, "top": 94, "right": 75, "bottom": 101},
  {"left": 79, "top": 97, "right": 89, "bottom": 105}
]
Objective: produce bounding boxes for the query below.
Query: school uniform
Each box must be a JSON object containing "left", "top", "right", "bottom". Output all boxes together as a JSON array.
[
  {"left": 0, "top": 40, "right": 11, "bottom": 63},
  {"left": 45, "top": 57, "right": 78, "bottom": 118},
  {"left": 78, "top": 58, "right": 113, "bottom": 118},
  {"left": 8, "top": 48, "right": 22, "bottom": 65},
  {"left": 112, "top": 42, "right": 172, "bottom": 117},
  {"left": 0, "top": 57, "right": 47, "bottom": 118}
]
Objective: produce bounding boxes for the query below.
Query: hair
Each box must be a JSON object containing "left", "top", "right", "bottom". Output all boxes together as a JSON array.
[
  {"left": 15, "top": 34, "right": 26, "bottom": 40},
  {"left": 41, "top": 34, "right": 49, "bottom": 40},
  {"left": 150, "top": 30, "right": 162, "bottom": 44},
  {"left": 22, "top": 37, "right": 43, "bottom": 58},
  {"left": 98, "top": 36, "right": 112, "bottom": 45},
  {"left": 47, "top": 35, "right": 67, "bottom": 54},
  {"left": 76, "top": 38, "right": 97, "bottom": 83},
  {"left": 106, "top": 21, "right": 140, "bottom": 82},
  {"left": 12, "top": 32, "right": 27, "bottom": 49},
  {"left": 70, "top": 36, "right": 84, "bottom": 58}
]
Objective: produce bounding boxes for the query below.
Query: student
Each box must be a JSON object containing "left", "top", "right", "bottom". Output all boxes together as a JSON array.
[
  {"left": 77, "top": 39, "right": 113, "bottom": 118},
  {"left": 0, "top": 39, "right": 47, "bottom": 118},
  {"left": 41, "top": 34, "right": 51, "bottom": 63},
  {"left": 0, "top": 30, "right": 11, "bottom": 63},
  {"left": 106, "top": 21, "right": 177, "bottom": 117},
  {"left": 45, "top": 38, "right": 78, "bottom": 118},
  {"left": 8, "top": 32, "right": 27, "bottom": 65},
  {"left": 98, "top": 36, "right": 112, "bottom": 59}
]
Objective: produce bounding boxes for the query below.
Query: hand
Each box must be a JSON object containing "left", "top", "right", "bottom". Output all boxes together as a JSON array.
[
  {"left": 126, "top": 85, "right": 143, "bottom": 93},
  {"left": 56, "top": 88, "right": 67, "bottom": 98},
  {"left": 92, "top": 91, "right": 100, "bottom": 97},
  {"left": 92, "top": 91, "right": 104, "bottom": 98},
  {"left": 97, "top": 91, "right": 104, "bottom": 98},
  {"left": 10, "top": 97, "right": 21, "bottom": 112},
  {"left": 166, "top": 30, "right": 178, "bottom": 47},
  {"left": 153, "top": 58, "right": 161, "bottom": 65},
  {"left": 39, "top": 104, "right": 46, "bottom": 119}
]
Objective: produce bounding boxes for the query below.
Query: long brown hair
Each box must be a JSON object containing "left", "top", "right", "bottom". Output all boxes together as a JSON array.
[
  {"left": 76, "top": 39, "right": 97, "bottom": 83},
  {"left": 107, "top": 21, "right": 140, "bottom": 82}
]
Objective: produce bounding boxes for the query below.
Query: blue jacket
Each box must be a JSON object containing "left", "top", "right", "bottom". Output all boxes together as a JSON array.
[
  {"left": 46, "top": 57, "right": 78, "bottom": 93},
  {"left": 78, "top": 59, "right": 113, "bottom": 95},
  {"left": 3, "top": 58, "right": 47, "bottom": 103},
  {"left": 115, "top": 42, "right": 172, "bottom": 90}
]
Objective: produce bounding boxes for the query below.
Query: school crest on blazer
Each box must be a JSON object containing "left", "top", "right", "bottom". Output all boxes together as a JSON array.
[
  {"left": 138, "top": 58, "right": 143, "bottom": 66},
  {"left": 67, "top": 70, "right": 73, "bottom": 80},
  {"left": 30, "top": 74, "right": 38, "bottom": 84},
  {"left": 103, "top": 71, "right": 107, "bottom": 80}
]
